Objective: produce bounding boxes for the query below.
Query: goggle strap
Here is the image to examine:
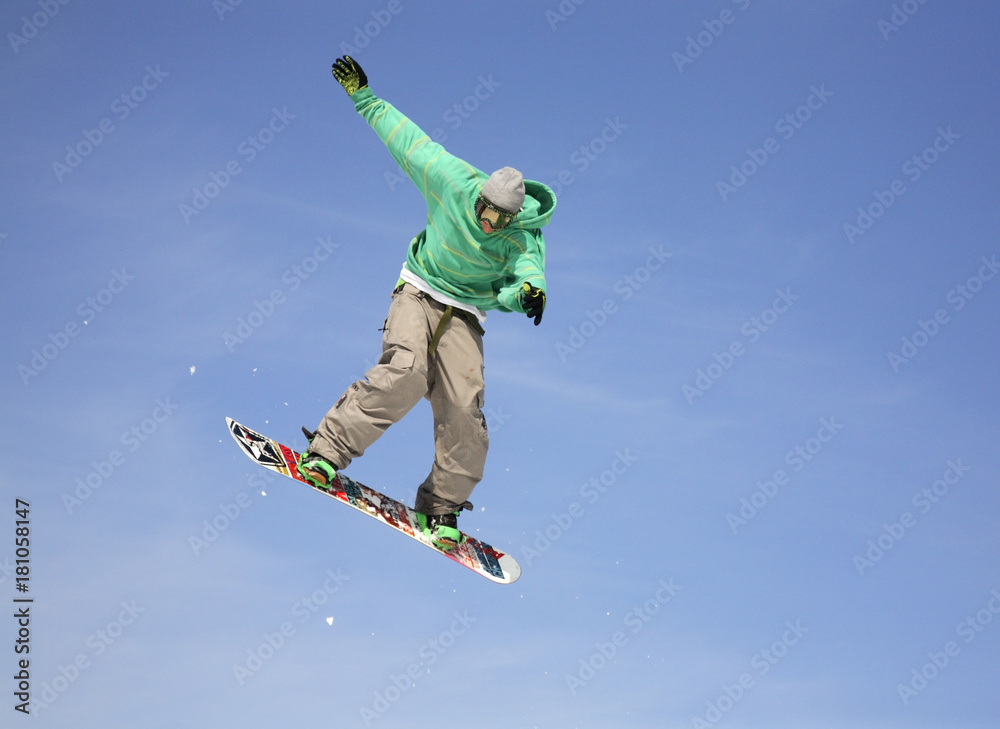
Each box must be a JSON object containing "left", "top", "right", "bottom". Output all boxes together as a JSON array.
[{"left": 476, "top": 195, "right": 519, "bottom": 229}]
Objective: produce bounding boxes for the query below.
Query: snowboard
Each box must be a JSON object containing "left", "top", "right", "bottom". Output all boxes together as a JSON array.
[{"left": 226, "top": 417, "right": 520, "bottom": 584}]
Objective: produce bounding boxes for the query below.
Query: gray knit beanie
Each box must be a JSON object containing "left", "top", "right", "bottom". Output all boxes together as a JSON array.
[{"left": 482, "top": 167, "right": 525, "bottom": 213}]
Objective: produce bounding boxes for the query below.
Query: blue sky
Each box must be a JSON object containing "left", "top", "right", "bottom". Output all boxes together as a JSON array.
[{"left": 2, "top": 1, "right": 999, "bottom": 727}]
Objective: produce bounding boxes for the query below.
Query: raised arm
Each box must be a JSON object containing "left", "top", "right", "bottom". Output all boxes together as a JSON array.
[{"left": 332, "top": 56, "right": 461, "bottom": 198}]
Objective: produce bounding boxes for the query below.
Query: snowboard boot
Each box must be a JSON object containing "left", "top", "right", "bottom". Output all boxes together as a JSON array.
[
  {"left": 416, "top": 512, "right": 463, "bottom": 551},
  {"left": 297, "top": 452, "right": 338, "bottom": 490}
]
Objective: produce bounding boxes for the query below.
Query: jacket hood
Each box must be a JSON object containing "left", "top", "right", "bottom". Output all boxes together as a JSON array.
[{"left": 514, "top": 179, "right": 557, "bottom": 230}]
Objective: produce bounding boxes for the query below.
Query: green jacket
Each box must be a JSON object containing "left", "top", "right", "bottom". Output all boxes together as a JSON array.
[{"left": 350, "top": 87, "right": 556, "bottom": 314}]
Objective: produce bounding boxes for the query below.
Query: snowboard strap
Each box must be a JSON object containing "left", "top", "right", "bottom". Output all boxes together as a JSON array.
[
  {"left": 427, "top": 307, "right": 485, "bottom": 357},
  {"left": 428, "top": 307, "right": 454, "bottom": 357},
  {"left": 457, "top": 309, "right": 486, "bottom": 338}
]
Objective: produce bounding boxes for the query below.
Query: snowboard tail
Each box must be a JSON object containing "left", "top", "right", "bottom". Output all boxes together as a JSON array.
[{"left": 226, "top": 417, "right": 520, "bottom": 584}]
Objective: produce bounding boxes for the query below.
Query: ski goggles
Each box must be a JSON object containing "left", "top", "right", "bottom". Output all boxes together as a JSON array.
[{"left": 475, "top": 195, "right": 519, "bottom": 231}]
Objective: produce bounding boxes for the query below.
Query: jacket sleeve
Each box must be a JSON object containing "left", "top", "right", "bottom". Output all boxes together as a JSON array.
[
  {"left": 349, "top": 87, "right": 466, "bottom": 198},
  {"left": 496, "top": 230, "right": 547, "bottom": 312}
]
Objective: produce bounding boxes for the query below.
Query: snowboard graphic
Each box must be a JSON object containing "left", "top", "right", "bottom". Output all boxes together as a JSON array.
[{"left": 226, "top": 418, "right": 520, "bottom": 584}]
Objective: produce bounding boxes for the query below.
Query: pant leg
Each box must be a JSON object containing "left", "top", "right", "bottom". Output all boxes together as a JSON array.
[
  {"left": 309, "top": 285, "right": 434, "bottom": 469},
  {"left": 414, "top": 313, "right": 489, "bottom": 515}
]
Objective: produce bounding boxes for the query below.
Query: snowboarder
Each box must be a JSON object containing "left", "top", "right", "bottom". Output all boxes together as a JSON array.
[{"left": 297, "top": 56, "right": 557, "bottom": 550}]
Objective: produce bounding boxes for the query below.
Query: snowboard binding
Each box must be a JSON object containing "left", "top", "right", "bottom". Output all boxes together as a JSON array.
[
  {"left": 297, "top": 451, "right": 338, "bottom": 490},
  {"left": 416, "top": 512, "right": 464, "bottom": 551}
]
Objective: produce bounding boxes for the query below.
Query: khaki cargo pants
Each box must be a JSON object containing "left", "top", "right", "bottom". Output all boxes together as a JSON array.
[{"left": 309, "top": 284, "right": 488, "bottom": 515}]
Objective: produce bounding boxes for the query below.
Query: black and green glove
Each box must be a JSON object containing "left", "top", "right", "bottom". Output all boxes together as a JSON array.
[
  {"left": 331, "top": 56, "right": 368, "bottom": 96},
  {"left": 522, "top": 283, "right": 546, "bottom": 326}
]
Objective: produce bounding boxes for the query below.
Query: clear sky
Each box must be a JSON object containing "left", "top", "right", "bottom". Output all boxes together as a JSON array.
[{"left": 2, "top": 1, "right": 999, "bottom": 727}]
